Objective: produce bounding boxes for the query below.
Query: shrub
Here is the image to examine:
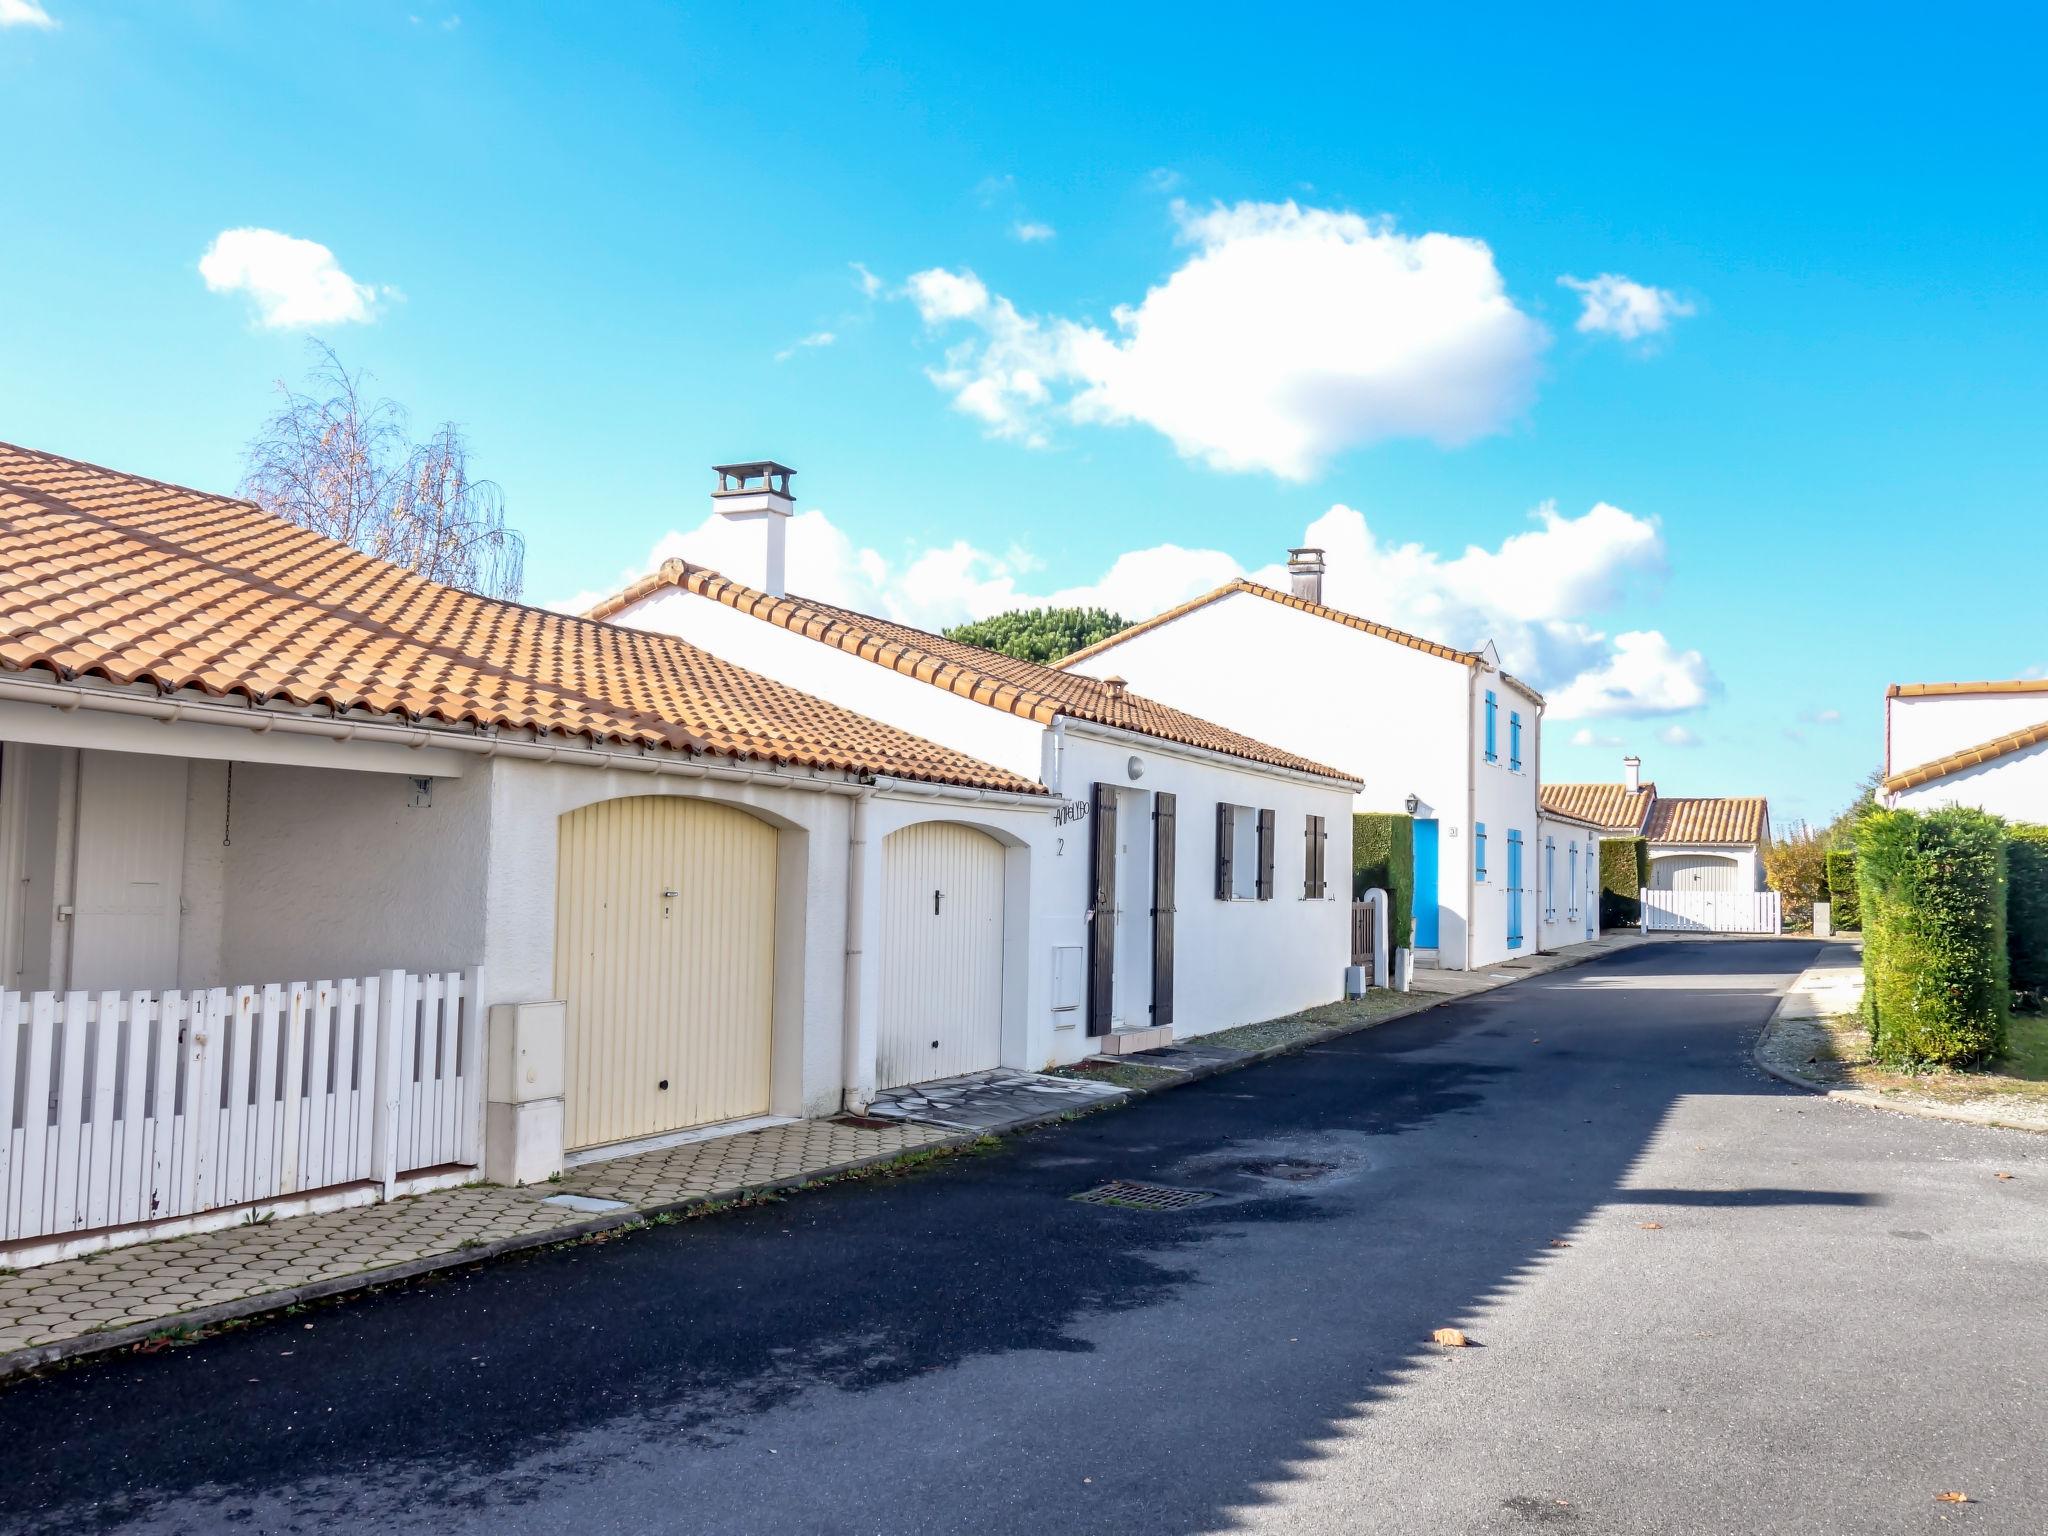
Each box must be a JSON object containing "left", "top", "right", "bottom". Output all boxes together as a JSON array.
[
  {"left": 1599, "top": 838, "right": 1648, "bottom": 928},
  {"left": 1858, "top": 806, "right": 2009, "bottom": 1068},
  {"left": 2005, "top": 824, "right": 2048, "bottom": 1003},
  {"left": 1352, "top": 813, "right": 1415, "bottom": 947},
  {"left": 1825, "top": 849, "right": 1860, "bottom": 930},
  {"left": 942, "top": 606, "right": 1129, "bottom": 664},
  {"left": 1764, "top": 827, "right": 1828, "bottom": 932}
]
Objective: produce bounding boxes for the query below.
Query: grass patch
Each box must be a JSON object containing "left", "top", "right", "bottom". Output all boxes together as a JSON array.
[
  {"left": 1046, "top": 1060, "right": 1179, "bottom": 1092},
  {"left": 1198, "top": 989, "right": 1417, "bottom": 1054},
  {"left": 1769, "top": 1008, "right": 2048, "bottom": 1119}
]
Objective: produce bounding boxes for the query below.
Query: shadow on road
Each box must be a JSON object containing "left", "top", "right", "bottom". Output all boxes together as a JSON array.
[{"left": 0, "top": 939, "right": 1832, "bottom": 1532}]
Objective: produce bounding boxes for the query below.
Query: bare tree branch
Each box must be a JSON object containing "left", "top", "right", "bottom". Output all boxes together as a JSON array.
[{"left": 240, "top": 340, "right": 526, "bottom": 599}]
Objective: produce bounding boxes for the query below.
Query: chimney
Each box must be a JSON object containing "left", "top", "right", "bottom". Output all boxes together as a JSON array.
[
  {"left": 1623, "top": 755, "right": 1642, "bottom": 794},
  {"left": 1102, "top": 675, "right": 1129, "bottom": 702},
  {"left": 711, "top": 460, "right": 797, "bottom": 596},
  {"left": 1287, "top": 547, "right": 1326, "bottom": 605}
]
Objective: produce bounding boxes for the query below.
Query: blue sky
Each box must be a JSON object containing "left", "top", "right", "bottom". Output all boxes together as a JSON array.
[{"left": 3, "top": 2, "right": 2044, "bottom": 827}]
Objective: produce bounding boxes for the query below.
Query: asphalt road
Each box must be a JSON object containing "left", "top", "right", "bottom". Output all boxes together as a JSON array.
[{"left": 6, "top": 938, "right": 2044, "bottom": 1535}]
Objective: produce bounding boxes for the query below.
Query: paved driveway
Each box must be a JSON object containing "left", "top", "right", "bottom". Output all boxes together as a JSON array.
[{"left": 6, "top": 939, "right": 2044, "bottom": 1534}]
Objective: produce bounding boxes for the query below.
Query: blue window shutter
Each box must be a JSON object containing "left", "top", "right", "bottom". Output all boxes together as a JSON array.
[
  {"left": 1484, "top": 691, "right": 1498, "bottom": 762},
  {"left": 1507, "top": 830, "right": 1524, "bottom": 949},
  {"left": 1510, "top": 712, "right": 1522, "bottom": 771},
  {"left": 1475, "top": 822, "right": 1488, "bottom": 881}
]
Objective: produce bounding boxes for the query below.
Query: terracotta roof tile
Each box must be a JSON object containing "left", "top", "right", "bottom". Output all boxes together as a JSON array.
[
  {"left": 0, "top": 441, "right": 1041, "bottom": 795},
  {"left": 1888, "top": 679, "right": 2048, "bottom": 699},
  {"left": 1053, "top": 579, "right": 1486, "bottom": 672},
  {"left": 587, "top": 561, "right": 1360, "bottom": 784},
  {"left": 1539, "top": 782, "right": 1657, "bottom": 834},
  {"left": 1643, "top": 796, "right": 1770, "bottom": 845},
  {"left": 1883, "top": 718, "right": 2048, "bottom": 793}
]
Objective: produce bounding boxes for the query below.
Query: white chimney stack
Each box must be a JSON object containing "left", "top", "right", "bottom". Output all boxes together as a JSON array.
[
  {"left": 1623, "top": 755, "right": 1642, "bottom": 794},
  {"left": 712, "top": 460, "right": 796, "bottom": 597},
  {"left": 1287, "top": 547, "right": 1326, "bottom": 605}
]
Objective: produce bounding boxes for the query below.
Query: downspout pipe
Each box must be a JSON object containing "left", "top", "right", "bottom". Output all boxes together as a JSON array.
[{"left": 840, "top": 785, "right": 874, "bottom": 1114}]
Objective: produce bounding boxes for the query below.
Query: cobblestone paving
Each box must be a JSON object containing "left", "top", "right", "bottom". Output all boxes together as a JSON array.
[{"left": 0, "top": 1116, "right": 953, "bottom": 1366}]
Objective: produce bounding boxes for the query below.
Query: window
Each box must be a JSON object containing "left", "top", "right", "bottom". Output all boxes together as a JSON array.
[
  {"left": 1484, "top": 691, "right": 1498, "bottom": 762},
  {"left": 1475, "top": 822, "right": 1488, "bottom": 882},
  {"left": 1510, "top": 711, "right": 1522, "bottom": 772},
  {"left": 1302, "top": 814, "right": 1329, "bottom": 899},
  {"left": 1215, "top": 803, "right": 1274, "bottom": 900}
]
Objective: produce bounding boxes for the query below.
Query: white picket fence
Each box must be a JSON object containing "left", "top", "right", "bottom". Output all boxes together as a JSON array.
[
  {"left": 0, "top": 970, "right": 474, "bottom": 1245},
  {"left": 1639, "top": 889, "right": 1783, "bottom": 935}
]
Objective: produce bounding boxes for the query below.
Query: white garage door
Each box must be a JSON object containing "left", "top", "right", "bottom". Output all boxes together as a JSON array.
[
  {"left": 1651, "top": 853, "right": 1741, "bottom": 892},
  {"left": 878, "top": 822, "right": 1005, "bottom": 1090},
  {"left": 555, "top": 796, "right": 777, "bottom": 1151}
]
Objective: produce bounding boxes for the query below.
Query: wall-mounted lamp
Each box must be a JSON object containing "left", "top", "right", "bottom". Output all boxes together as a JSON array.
[
  {"left": 1127, "top": 755, "right": 1145, "bottom": 781},
  {"left": 1403, "top": 793, "right": 1420, "bottom": 815}
]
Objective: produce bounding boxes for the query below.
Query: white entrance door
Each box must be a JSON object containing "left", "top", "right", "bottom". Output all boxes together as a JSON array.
[
  {"left": 555, "top": 796, "right": 777, "bottom": 1151},
  {"left": 69, "top": 750, "right": 189, "bottom": 993},
  {"left": 877, "top": 821, "right": 1005, "bottom": 1089}
]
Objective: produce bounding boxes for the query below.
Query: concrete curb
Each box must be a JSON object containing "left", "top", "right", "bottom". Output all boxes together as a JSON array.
[
  {"left": 1753, "top": 953, "right": 2048, "bottom": 1139},
  {"left": 1, "top": 934, "right": 1639, "bottom": 1383}
]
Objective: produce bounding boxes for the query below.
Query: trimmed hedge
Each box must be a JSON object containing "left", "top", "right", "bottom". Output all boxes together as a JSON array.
[
  {"left": 1599, "top": 837, "right": 1649, "bottom": 928},
  {"left": 1825, "top": 849, "right": 1860, "bottom": 930},
  {"left": 2005, "top": 824, "right": 2048, "bottom": 1002},
  {"left": 1353, "top": 812, "right": 1415, "bottom": 948},
  {"left": 1858, "top": 806, "right": 2009, "bottom": 1068}
]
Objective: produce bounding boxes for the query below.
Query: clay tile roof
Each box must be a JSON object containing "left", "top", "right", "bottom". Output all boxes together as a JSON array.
[
  {"left": 1538, "top": 783, "right": 1658, "bottom": 835},
  {"left": 1887, "top": 679, "right": 2048, "bottom": 699},
  {"left": 1883, "top": 718, "right": 2048, "bottom": 794},
  {"left": 1643, "top": 796, "right": 1770, "bottom": 845},
  {"left": 586, "top": 561, "right": 1360, "bottom": 784},
  {"left": 0, "top": 441, "right": 1042, "bottom": 795},
  {"left": 1054, "top": 578, "right": 1495, "bottom": 673}
]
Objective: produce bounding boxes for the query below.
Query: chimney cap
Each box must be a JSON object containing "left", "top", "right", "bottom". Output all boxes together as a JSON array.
[
  {"left": 1287, "top": 546, "right": 1326, "bottom": 568},
  {"left": 1102, "top": 674, "right": 1129, "bottom": 700},
  {"left": 713, "top": 461, "right": 797, "bottom": 497}
]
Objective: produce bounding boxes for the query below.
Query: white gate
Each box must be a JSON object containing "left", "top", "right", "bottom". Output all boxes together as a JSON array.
[
  {"left": 1640, "top": 889, "right": 1782, "bottom": 934},
  {"left": 1, "top": 970, "right": 472, "bottom": 1244}
]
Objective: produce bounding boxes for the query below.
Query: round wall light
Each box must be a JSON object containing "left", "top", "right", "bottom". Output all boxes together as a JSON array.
[{"left": 1127, "top": 755, "right": 1146, "bottom": 781}]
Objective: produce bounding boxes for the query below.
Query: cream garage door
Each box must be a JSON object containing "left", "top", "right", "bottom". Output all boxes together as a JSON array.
[
  {"left": 878, "top": 822, "right": 1005, "bottom": 1090},
  {"left": 556, "top": 796, "right": 777, "bottom": 1151}
]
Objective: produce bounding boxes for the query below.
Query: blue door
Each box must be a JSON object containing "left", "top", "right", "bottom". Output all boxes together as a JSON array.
[
  {"left": 1412, "top": 818, "right": 1440, "bottom": 948},
  {"left": 1506, "top": 830, "right": 1525, "bottom": 950}
]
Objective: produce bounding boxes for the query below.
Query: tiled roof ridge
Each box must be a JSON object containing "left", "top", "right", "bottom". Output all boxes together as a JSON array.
[
  {"left": 1888, "top": 678, "right": 2048, "bottom": 699},
  {"left": 1882, "top": 717, "right": 2048, "bottom": 793},
  {"left": 1053, "top": 577, "right": 1482, "bottom": 670},
  {"left": 0, "top": 440, "right": 1046, "bottom": 794},
  {"left": 584, "top": 559, "right": 1361, "bottom": 783}
]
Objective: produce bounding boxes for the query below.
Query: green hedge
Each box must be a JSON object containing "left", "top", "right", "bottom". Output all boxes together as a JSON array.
[
  {"left": 1599, "top": 838, "right": 1649, "bottom": 928},
  {"left": 2005, "top": 824, "right": 2048, "bottom": 1002},
  {"left": 1352, "top": 813, "right": 1415, "bottom": 948},
  {"left": 1825, "top": 849, "right": 1860, "bottom": 930},
  {"left": 1858, "top": 806, "right": 2009, "bottom": 1068}
]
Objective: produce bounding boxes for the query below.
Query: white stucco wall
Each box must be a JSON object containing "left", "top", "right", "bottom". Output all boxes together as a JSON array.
[
  {"left": 1469, "top": 672, "right": 1544, "bottom": 965},
  {"left": 1063, "top": 590, "right": 1542, "bottom": 968},
  {"left": 1889, "top": 691, "right": 2048, "bottom": 780},
  {"left": 1892, "top": 737, "right": 2048, "bottom": 822},
  {"left": 1537, "top": 817, "right": 1600, "bottom": 948},
  {"left": 219, "top": 760, "right": 491, "bottom": 983}
]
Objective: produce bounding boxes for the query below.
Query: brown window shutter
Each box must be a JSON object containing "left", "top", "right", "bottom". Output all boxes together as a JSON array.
[
  {"left": 1303, "top": 815, "right": 1316, "bottom": 898},
  {"left": 1215, "top": 802, "right": 1235, "bottom": 899},
  {"left": 1256, "top": 808, "right": 1276, "bottom": 900},
  {"left": 1151, "top": 791, "right": 1176, "bottom": 1026},
  {"left": 1088, "top": 782, "right": 1118, "bottom": 1036},
  {"left": 1317, "top": 816, "right": 1329, "bottom": 898}
]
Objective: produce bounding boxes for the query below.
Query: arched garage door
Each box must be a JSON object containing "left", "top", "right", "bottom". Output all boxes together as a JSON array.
[
  {"left": 878, "top": 822, "right": 1005, "bottom": 1090},
  {"left": 556, "top": 796, "right": 777, "bottom": 1151},
  {"left": 1651, "top": 853, "right": 1741, "bottom": 892}
]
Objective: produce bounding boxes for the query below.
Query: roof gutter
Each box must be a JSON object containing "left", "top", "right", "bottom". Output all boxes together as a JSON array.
[{"left": 0, "top": 672, "right": 930, "bottom": 799}]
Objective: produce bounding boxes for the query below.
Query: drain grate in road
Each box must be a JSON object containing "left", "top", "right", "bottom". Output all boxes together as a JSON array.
[{"left": 1071, "top": 1180, "right": 1218, "bottom": 1212}]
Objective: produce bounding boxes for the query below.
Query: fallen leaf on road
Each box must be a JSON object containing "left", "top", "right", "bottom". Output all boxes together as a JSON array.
[
  {"left": 1995, "top": 1172, "right": 2014, "bottom": 1181},
  {"left": 1934, "top": 1491, "right": 1972, "bottom": 1503},
  {"left": 1431, "top": 1327, "right": 1470, "bottom": 1347},
  {"left": 1549, "top": 1239, "right": 1571, "bottom": 1248},
  {"left": 1638, "top": 1221, "right": 1664, "bottom": 1230}
]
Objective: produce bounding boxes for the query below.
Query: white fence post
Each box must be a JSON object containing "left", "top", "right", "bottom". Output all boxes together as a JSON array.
[{"left": 372, "top": 969, "right": 409, "bottom": 1202}]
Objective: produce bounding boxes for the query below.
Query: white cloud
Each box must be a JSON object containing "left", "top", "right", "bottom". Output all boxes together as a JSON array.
[
  {"left": 1011, "top": 220, "right": 1056, "bottom": 243},
  {"left": 199, "top": 228, "right": 383, "bottom": 328},
  {"left": 1559, "top": 273, "right": 1695, "bottom": 342},
  {"left": 1571, "top": 728, "right": 1624, "bottom": 749},
  {"left": 851, "top": 262, "right": 884, "bottom": 298},
  {"left": 0, "top": 0, "right": 56, "bottom": 28},
  {"left": 906, "top": 200, "right": 1548, "bottom": 480},
  {"left": 561, "top": 493, "right": 1708, "bottom": 718},
  {"left": 1546, "top": 630, "right": 1716, "bottom": 720},
  {"left": 1796, "top": 707, "right": 1842, "bottom": 725},
  {"left": 774, "top": 330, "right": 836, "bottom": 361},
  {"left": 1657, "top": 724, "right": 1702, "bottom": 747}
]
